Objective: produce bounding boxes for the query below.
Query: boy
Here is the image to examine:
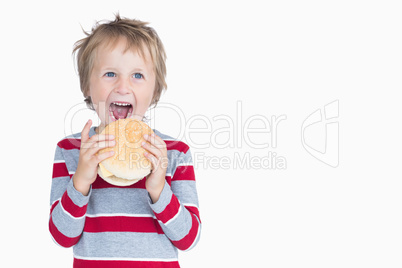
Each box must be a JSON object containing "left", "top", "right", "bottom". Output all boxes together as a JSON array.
[{"left": 49, "top": 14, "right": 201, "bottom": 267}]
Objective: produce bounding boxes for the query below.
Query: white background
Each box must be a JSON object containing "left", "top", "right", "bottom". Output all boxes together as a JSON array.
[{"left": 1, "top": 0, "right": 401, "bottom": 267}]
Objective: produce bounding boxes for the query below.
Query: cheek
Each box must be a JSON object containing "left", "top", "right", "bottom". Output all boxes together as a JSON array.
[
  {"left": 89, "top": 80, "right": 109, "bottom": 103},
  {"left": 133, "top": 91, "right": 153, "bottom": 114},
  {"left": 89, "top": 85, "right": 106, "bottom": 114},
  {"left": 136, "top": 94, "right": 151, "bottom": 109}
]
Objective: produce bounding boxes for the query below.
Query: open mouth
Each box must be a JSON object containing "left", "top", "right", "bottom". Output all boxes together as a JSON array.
[{"left": 109, "top": 102, "right": 133, "bottom": 121}]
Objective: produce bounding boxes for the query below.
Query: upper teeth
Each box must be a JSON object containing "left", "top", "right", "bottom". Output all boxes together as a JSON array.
[{"left": 113, "top": 102, "right": 130, "bottom": 106}]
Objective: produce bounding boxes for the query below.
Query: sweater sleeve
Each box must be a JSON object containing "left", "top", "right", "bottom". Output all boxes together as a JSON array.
[
  {"left": 49, "top": 141, "right": 90, "bottom": 248},
  {"left": 148, "top": 148, "right": 201, "bottom": 251}
]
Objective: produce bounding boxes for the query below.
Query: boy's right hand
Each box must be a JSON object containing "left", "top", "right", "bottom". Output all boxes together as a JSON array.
[{"left": 73, "top": 120, "right": 115, "bottom": 196}]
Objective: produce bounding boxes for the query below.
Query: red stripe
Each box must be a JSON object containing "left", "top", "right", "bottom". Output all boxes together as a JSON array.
[
  {"left": 84, "top": 216, "right": 164, "bottom": 234},
  {"left": 52, "top": 162, "right": 69, "bottom": 178},
  {"left": 165, "top": 176, "right": 172, "bottom": 186},
  {"left": 61, "top": 191, "right": 87, "bottom": 218},
  {"left": 165, "top": 140, "right": 189, "bottom": 154},
  {"left": 58, "top": 138, "right": 81, "bottom": 150},
  {"left": 91, "top": 175, "right": 147, "bottom": 189},
  {"left": 74, "top": 259, "right": 180, "bottom": 268},
  {"left": 49, "top": 215, "right": 81, "bottom": 247},
  {"left": 172, "top": 165, "right": 195, "bottom": 181},
  {"left": 185, "top": 205, "right": 201, "bottom": 223},
  {"left": 170, "top": 213, "right": 200, "bottom": 250},
  {"left": 154, "top": 195, "right": 180, "bottom": 224},
  {"left": 50, "top": 200, "right": 60, "bottom": 214}
]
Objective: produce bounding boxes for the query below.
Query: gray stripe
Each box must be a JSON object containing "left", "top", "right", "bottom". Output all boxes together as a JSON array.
[
  {"left": 60, "top": 148, "right": 79, "bottom": 174},
  {"left": 148, "top": 181, "right": 172, "bottom": 214},
  {"left": 170, "top": 152, "right": 193, "bottom": 178},
  {"left": 52, "top": 204, "right": 85, "bottom": 238},
  {"left": 50, "top": 176, "right": 70, "bottom": 205},
  {"left": 87, "top": 188, "right": 153, "bottom": 215},
  {"left": 171, "top": 181, "right": 199, "bottom": 207},
  {"left": 66, "top": 179, "right": 91, "bottom": 207},
  {"left": 73, "top": 232, "right": 178, "bottom": 259},
  {"left": 160, "top": 206, "right": 192, "bottom": 241},
  {"left": 166, "top": 150, "right": 180, "bottom": 176},
  {"left": 153, "top": 129, "right": 174, "bottom": 141},
  {"left": 186, "top": 216, "right": 202, "bottom": 251},
  {"left": 54, "top": 146, "right": 65, "bottom": 161}
]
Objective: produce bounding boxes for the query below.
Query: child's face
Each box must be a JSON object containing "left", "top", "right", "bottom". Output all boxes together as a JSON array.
[{"left": 89, "top": 38, "right": 156, "bottom": 127}]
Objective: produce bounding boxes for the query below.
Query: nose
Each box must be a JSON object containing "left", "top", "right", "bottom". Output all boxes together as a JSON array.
[{"left": 114, "top": 76, "right": 132, "bottom": 95}]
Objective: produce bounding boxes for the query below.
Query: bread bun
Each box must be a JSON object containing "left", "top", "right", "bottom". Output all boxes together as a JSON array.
[{"left": 97, "top": 118, "right": 153, "bottom": 186}]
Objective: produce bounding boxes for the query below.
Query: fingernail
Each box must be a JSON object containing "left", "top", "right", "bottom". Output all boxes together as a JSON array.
[
  {"left": 141, "top": 141, "right": 146, "bottom": 146},
  {"left": 144, "top": 134, "right": 148, "bottom": 139}
]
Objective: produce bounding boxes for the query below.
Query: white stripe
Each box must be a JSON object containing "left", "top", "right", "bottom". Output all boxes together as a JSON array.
[
  {"left": 177, "top": 162, "right": 193, "bottom": 167},
  {"left": 164, "top": 205, "right": 182, "bottom": 226},
  {"left": 50, "top": 198, "right": 59, "bottom": 208},
  {"left": 74, "top": 255, "right": 178, "bottom": 262},
  {"left": 182, "top": 203, "right": 199, "bottom": 209},
  {"left": 49, "top": 232, "right": 73, "bottom": 249},
  {"left": 172, "top": 162, "right": 194, "bottom": 178},
  {"left": 54, "top": 160, "right": 65, "bottom": 164},
  {"left": 159, "top": 138, "right": 176, "bottom": 141},
  {"left": 69, "top": 171, "right": 75, "bottom": 175},
  {"left": 86, "top": 213, "right": 155, "bottom": 218}
]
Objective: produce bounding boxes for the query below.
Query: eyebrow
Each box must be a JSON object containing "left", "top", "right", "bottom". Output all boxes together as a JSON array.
[
  {"left": 131, "top": 67, "right": 147, "bottom": 73},
  {"left": 100, "top": 67, "right": 148, "bottom": 73}
]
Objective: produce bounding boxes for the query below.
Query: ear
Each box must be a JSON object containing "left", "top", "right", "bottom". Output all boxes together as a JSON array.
[
  {"left": 150, "top": 85, "right": 162, "bottom": 107},
  {"left": 84, "top": 96, "right": 95, "bottom": 110}
]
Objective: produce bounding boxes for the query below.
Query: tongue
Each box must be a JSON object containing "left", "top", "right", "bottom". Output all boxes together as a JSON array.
[{"left": 111, "top": 104, "right": 130, "bottom": 119}]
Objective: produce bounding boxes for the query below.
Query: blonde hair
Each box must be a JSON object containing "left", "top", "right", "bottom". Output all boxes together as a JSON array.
[{"left": 73, "top": 14, "right": 167, "bottom": 110}]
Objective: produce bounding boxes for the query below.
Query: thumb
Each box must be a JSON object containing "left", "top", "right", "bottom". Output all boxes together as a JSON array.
[{"left": 81, "top": 119, "right": 92, "bottom": 143}]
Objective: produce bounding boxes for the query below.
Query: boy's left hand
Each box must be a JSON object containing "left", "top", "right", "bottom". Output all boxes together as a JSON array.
[{"left": 141, "top": 133, "right": 168, "bottom": 203}]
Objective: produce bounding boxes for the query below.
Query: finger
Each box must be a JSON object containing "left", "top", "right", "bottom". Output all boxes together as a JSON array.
[
  {"left": 141, "top": 140, "right": 162, "bottom": 158},
  {"left": 89, "top": 134, "right": 115, "bottom": 143},
  {"left": 144, "top": 151, "right": 159, "bottom": 173},
  {"left": 95, "top": 150, "right": 115, "bottom": 164},
  {"left": 82, "top": 134, "right": 115, "bottom": 150},
  {"left": 81, "top": 119, "right": 92, "bottom": 143},
  {"left": 143, "top": 133, "right": 166, "bottom": 151},
  {"left": 87, "top": 140, "right": 116, "bottom": 156}
]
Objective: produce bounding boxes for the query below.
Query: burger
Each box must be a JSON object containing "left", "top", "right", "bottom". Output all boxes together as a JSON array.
[{"left": 97, "top": 118, "right": 154, "bottom": 186}]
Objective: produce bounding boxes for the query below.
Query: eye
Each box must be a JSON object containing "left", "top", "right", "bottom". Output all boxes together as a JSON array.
[
  {"left": 134, "top": 73, "right": 143, "bottom": 79},
  {"left": 105, "top": 72, "right": 116, "bottom": 77}
]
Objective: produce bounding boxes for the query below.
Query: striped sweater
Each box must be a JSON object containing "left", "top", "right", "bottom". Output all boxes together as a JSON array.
[{"left": 49, "top": 126, "right": 201, "bottom": 267}]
